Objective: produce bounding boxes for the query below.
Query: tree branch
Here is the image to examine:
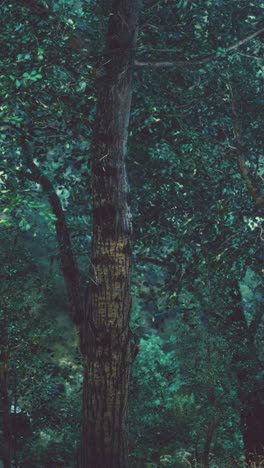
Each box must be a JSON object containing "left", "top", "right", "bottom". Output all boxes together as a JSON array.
[
  {"left": 237, "top": 52, "right": 264, "bottom": 61},
  {"left": 135, "top": 255, "right": 172, "bottom": 268},
  {"left": 14, "top": 1, "right": 264, "bottom": 70},
  {"left": 21, "top": 139, "right": 84, "bottom": 327},
  {"left": 135, "top": 26, "right": 264, "bottom": 68}
]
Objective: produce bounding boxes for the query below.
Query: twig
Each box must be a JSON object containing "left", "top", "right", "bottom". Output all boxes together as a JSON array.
[
  {"left": 237, "top": 52, "right": 264, "bottom": 61},
  {"left": 135, "top": 26, "right": 264, "bottom": 68}
]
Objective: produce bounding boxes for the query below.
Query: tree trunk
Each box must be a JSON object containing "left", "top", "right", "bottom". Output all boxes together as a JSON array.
[
  {"left": 212, "top": 280, "right": 264, "bottom": 466},
  {"left": 202, "top": 343, "right": 218, "bottom": 468},
  {"left": 228, "top": 284, "right": 264, "bottom": 465},
  {"left": 78, "top": 1, "right": 141, "bottom": 467},
  {"left": 202, "top": 421, "right": 214, "bottom": 468},
  {"left": 0, "top": 323, "right": 12, "bottom": 468},
  {"left": 241, "top": 398, "right": 264, "bottom": 467}
]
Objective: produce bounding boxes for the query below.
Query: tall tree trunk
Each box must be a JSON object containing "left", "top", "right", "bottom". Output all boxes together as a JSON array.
[
  {"left": 21, "top": 1, "right": 142, "bottom": 465},
  {"left": 78, "top": 1, "right": 141, "bottom": 467}
]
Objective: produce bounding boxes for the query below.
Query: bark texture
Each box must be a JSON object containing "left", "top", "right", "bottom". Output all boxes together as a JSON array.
[{"left": 78, "top": 1, "right": 141, "bottom": 467}]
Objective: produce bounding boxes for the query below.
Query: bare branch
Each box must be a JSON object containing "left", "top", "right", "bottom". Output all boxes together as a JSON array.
[
  {"left": 135, "top": 255, "right": 172, "bottom": 268},
  {"left": 237, "top": 52, "right": 264, "bottom": 61},
  {"left": 139, "top": 47, "right": 181, "bottom": 52},
  {"left": 144, "top": 0, "right": 162, "bottom": 11},
  {"left": 226, "top": 27, "right": 264, "bottom": 52},
  {"left": 135, "top": 26, "right": 264, "bottom": 68},
  {"left": 134, "top": 58, "right": 211, "bottom": 68}
]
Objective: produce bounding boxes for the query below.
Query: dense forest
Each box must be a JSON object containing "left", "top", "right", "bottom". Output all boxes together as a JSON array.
[{"left": 0, "top": 0, "right": 264, "bottom": 467}]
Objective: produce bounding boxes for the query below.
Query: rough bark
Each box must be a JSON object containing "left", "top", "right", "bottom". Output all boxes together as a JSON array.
[{"left": 77, "top": 1, "right": 141, "bottom": 467}]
